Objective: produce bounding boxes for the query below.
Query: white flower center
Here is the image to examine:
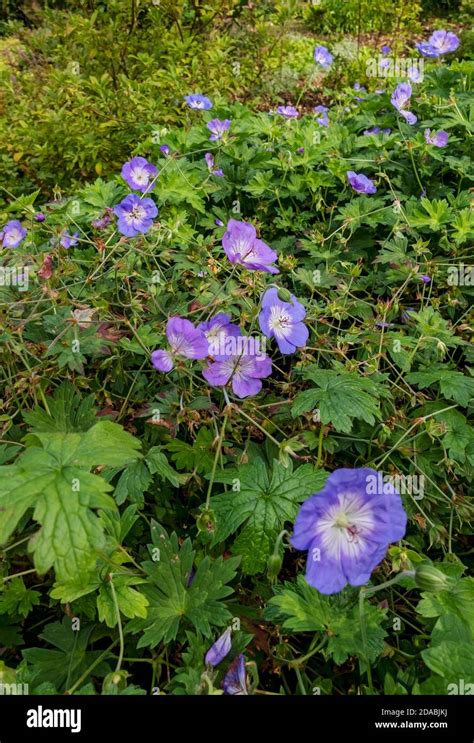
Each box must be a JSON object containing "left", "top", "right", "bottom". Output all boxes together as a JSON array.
[
  {"left": 268, "top": 306, "right": 292, "bottom": 335},
  {"left": 132, "top": 167, "right": 149, "bottom": 185},
  {"left": 317, "top": 492, "right": 375, "bottom": 559},
  {"left": 127, "top": 205, "right": 146, "bottom": 223}
]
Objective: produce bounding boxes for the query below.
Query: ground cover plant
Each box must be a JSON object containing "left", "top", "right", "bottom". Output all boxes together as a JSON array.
[{"left": 0, "top": 3, "right": 473, "bottom": 698}]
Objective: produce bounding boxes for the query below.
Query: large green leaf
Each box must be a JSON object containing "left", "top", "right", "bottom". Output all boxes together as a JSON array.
[
  {"left": 0, "top": 421, "right": 142, "bottom": 583},
  {"left": 291, "top": 367, "right": 387, "bottom": 433},
  {"left": 210, "top": 460, "right": 327, "bottom": 574},
  {"left": 128, "top": 522, "right": 239, "bottom": 648}
]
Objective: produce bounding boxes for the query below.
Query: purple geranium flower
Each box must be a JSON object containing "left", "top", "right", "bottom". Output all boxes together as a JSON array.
[
  {"left": 215, "top": 218, "right": 224, "bottom": 227},
  {"left": 314, "top": 105, "right": 329, "bottom": 127},
  {"left": 35, "top": 213, "right": 45, "bottom": 222},
  {"left": 205, "top": 627, "right": 232, "bottom": 667},
  {"left": 314, "top": 45, "right": 333, "bottom": 68},
  {"left": 391, "top": 82, "right": 417, "bottom": 125},
  {"left": 198, "top": 313, "right": 241, "bottom": 356},
  {"left": 207, "top": 119, "right": 231, "bottom": 140},
  {"left": 223, "top": 655, "right": 248, "bottom": 695},
  {"left": 420, "top": 274, "right": 431, "bottom": 284},
  {"left": 113, "top": 193, "right": 158, "bottom": 237},
  {"left": 151, "top": 317, "right": 208, "bottom": 372},
  {"left": 202, "top": 339, "right": 272, "bottom": 398},
  {"left": 381, "top": 45, "right": 391, "bottom": 54},
  {"left": 347, "top": 171, "right": 377, "bottom": 195},
  {"left": 276, "top": 105, "right": 299, "bottom": 119},
  {"left": 204, "top": 152, "right": 224, "bottom": 177},
  {"left": 0, "top": 220, "right": 27, "bottom": 248},
  {"left": 222, "top": 219, "right": 279, "bottom": 274},
  {"left": 121, "top": 156, "right": 158, "bottom": 193},
  {"left": 259, "top": 288, "right": 308, "bottom": 355},
  {"left": 424, "top": 129, "right": 449, "bottom": 148},
  {"left": 416, "top": 30, "right": 460, "bottom": 58},
  {"left": 291, "top": 468, "right": 407, "bottom": 594},
  {"left": 160, "top": 145, "right": 170, "bottom": 156},
  {"left": 184, "top": 94, "right": 213, "bottom": 110},
  {"left": 60, "top": 231, "right": 79, "bottom": 248}
]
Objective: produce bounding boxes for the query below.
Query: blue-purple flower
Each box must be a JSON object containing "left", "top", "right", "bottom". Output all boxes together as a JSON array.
[
  {"left": 381, "top": 45, "right": 391, "bottom": 55},
  {"left": 347, "top": 171, "right": 377, "bottom": 195},
  {"left": 314, "top": 105, "right": 329, "bottom": 127},
  {"left": 424, "top": 129, "right": 449, "bottom": 148},
  {"left": 276, "top": 105, "right": 299, "bottom": 119},
  {"left": 205, "top": 152, "right": 224, "bottom": 177},
  {"left": 391, "top": 82, "right": 417, "bottom": 125},
  {"left": 159, "top": 145, "right": 170, "bottom": 156},
  {"left": 35, "top": 213, "right": 45, "bottom": 223},
  {"left": 0, "top": 220, "right": 27, "bottom": 249},
  {"left": 121, "top": 156, "right": 158, "bottom": 193},
  {"left": 113, "top": 194, "right": 158, "bottom": 237},
  {"left": 202, "top": 338, "right": 272, "bottom": 398},
  {"left": 205, "top": 627, "right": 232, "bottom": 667},
  {"left": 420, "top": 274, "right": 431, "bottom": 284},
  {"left": 416, "top": 30, "right": 460, "bottom": 58},
  {"left": 314, "top": 45, "right": 333, "bottom": 68},
  {"left": 60, "top": 231, "right": 79, "bottom": 248},
  {"left": 291, "top": 468, "right": 407, "bottom": 594},
  {"left": 207, "top": 119, "right": 231, "bottom": 140},
  {"left": 222, "top": 219, "right": 279, "bottom": 274},
  {"left": 259, "top": 288, "right": 308, "bottom": 355},
  {"left": 223, "top": 655, "right": 248, "bottom": 695},
  {"left": 184, "top": 94, "right": 213, "bottom": 110},
  {"left": 198, "top": 313, "right": 241, "bottom": 356},
  {"left": 151, "top": 317, "right": 208, "bottom": 372},
  {"left": 363, "top": 127, "right": 391, "bottom": 136}
]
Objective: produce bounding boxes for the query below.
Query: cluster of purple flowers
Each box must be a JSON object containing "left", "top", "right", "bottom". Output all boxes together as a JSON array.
[
  {"left": 150, "top": 220, "right": 308, "bottom": 398},
  {"left": 113, "top": 156, "right": 160, "bottom": 237}
]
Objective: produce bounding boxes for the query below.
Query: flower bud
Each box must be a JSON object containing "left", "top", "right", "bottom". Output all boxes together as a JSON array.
[
  {"left": 205, "top": 627, "right": 232, "bottom": 667},
  {"left": 267, "top": 551, "right": 283, "bottom": 581},
  {"left": 196, "top": 509, "right": 216, "bottom": 534},
  {"left": 415, "top": 564, "right": 449, "bottom": 593},
  {"left": 102, "top": 670, "right": 128, "bottom": 693},
  {"left": 277, "top": 287, "right": 292, "bottom": 302}
]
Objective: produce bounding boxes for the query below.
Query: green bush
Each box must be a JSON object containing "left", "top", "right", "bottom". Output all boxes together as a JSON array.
[
  {"left": 0, "top": 2, "right": 318, "bottom": 193},
  {"left": 305, "top": 0, "right": 422, "bottom": 35}
]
